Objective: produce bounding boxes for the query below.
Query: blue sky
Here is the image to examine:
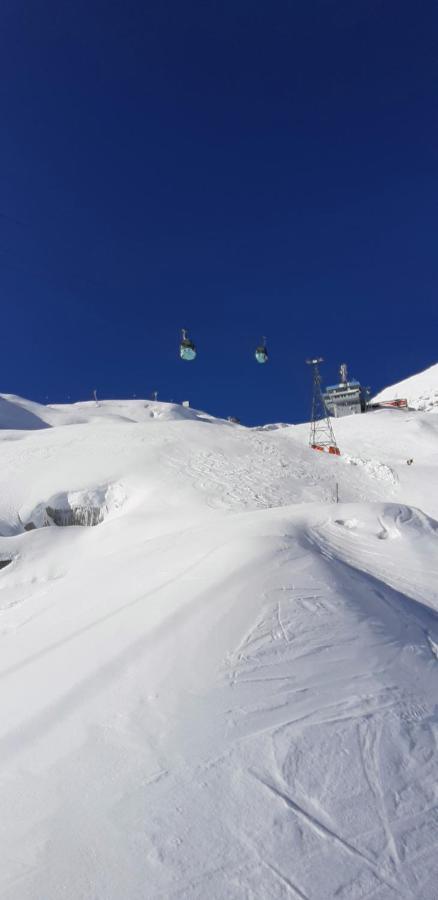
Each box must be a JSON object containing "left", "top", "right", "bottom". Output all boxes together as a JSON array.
[{"left": 1, "top": 0, "right": 437, "bottom": 424}]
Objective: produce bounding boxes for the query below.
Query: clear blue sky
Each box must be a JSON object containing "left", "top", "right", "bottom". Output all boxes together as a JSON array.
[{"left": 1, "top": 0, "right": 437, "bottom": 424}]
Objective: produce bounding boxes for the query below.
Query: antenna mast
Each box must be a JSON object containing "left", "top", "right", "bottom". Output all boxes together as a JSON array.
[
  {"left": 339, "top": 362, "right": 348, "bottom": 385},
  {"left": 305, "top": 358, "right": 340, "bottom": 456}
]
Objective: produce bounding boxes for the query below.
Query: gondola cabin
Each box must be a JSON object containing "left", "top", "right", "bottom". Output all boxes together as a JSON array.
[
  {"left": 255, "top": 338, "right": 268, "bottom": 364},
  {"left": 180, "top": 329, "right": 197, "bottom": 361}
]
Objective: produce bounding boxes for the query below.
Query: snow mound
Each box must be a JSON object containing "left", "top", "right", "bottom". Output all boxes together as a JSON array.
[
  {"left": 309, "top": 502, "right": 438, "bottom": 613},
  {"left": 342, "top": 454, "right": 398, "bottom": 484},
  {"left": 372, "top": 361, "right": 438, "bottom": 411},
  {"left": 0, "top": 395, "right": 51, "bottom": 430},
  {"left": 20, "top": 482, "right": 126, "bottom": 530}
]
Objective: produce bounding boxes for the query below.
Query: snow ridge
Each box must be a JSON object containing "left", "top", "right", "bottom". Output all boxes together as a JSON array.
[{"left": 372, "top": 361, "right": 438, "bottom": 411}]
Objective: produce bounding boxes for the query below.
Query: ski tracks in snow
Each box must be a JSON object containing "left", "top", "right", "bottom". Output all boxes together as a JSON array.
[
  {"left": 249, "top": 769, "right": 413, "bottom": 899},
  {"left": 357, "top": 718, "right": 402, "bottom": 876},
  {"left": 220, "top": 538, "right": 438, "bottom": 899},
  {"left": 166, "top": 434, "right": 337, "bottom": 512}
]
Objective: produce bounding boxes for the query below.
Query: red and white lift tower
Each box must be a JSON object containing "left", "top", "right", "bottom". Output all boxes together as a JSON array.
[{"left": 306, "top": 357, "right": 340, "bottom": 456}]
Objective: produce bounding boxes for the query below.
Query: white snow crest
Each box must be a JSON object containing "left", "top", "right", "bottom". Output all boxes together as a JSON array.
[{"left": 372, "top": 361, "right": 438, "bottom": 411}]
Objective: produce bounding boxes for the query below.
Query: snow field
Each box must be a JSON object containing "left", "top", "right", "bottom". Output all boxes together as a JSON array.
[{"left": 0, "top": 388, "right": 437, "bottom": 898}]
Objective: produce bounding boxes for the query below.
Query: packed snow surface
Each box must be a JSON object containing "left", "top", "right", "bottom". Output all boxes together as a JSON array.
[
  {"left": 0, "top": 390, "right": 437, "bottom": 899},
  {"left": 372, "top": 361, "right": 438, "bottom": 411}
]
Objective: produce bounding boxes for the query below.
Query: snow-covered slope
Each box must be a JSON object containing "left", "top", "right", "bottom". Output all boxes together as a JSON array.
[
  {"left": 372, "top": 361, "right": 438, "bottom": 411},
  {"left": 0, "top": 394, "right": 437, "bottom": 899}
]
